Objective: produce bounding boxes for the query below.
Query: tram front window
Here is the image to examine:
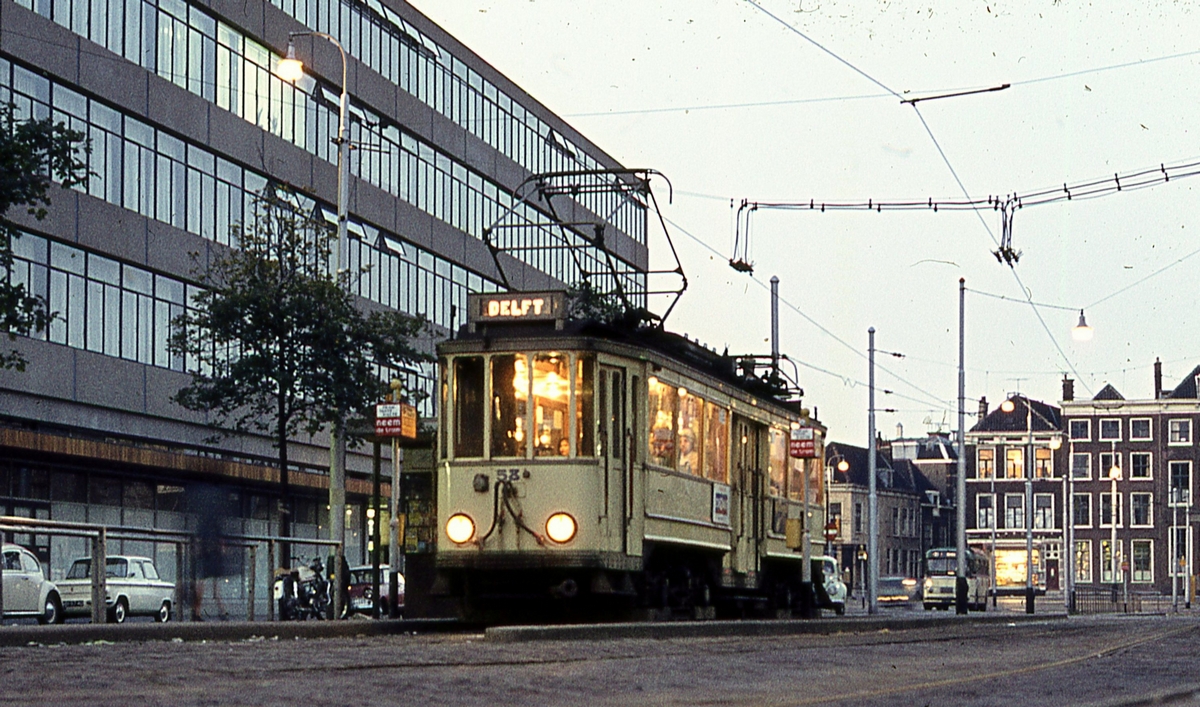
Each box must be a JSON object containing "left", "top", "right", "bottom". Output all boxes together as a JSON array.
[
  {"left": 491, "top": 355, "right": 529, "bottom": 457},
  {"left": 533, "top": 354, "right": 570, "bottom": 457}
]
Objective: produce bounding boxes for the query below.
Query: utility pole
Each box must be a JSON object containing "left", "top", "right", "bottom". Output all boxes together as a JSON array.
[
  {"left": 867, "top": 327, "right": 878, "bottom": 615},
  {"left": 956, "top": 278, "right": 968, "bottom": 614}
]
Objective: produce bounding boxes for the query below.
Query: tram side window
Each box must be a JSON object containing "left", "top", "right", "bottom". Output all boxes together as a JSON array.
[
  {"left": 677, "top": 391, "right": 703, "bottom": 475},
  {"left": 453, "top": 357, "right": 485, "bottom": 457},
  {"left": 703, "top": 404, "right": 729, "bottom": 483},
  {"left": 576, "top": 357, "right": 595, "bottom": 457},
  {"left": 648, "top": 377, "right": 677, "bottom": 467},
  {"left": 788, "top": 456, "right": 805, "bottom": 502},
  {"left": 768, "top": 428, "right": 787, "bottom": 497},
  {"left": 532, "top": 354, "right": 570, "bottom": 457},
  {"left": 491, "top": 355, "right": 529, "bottom": 457}
]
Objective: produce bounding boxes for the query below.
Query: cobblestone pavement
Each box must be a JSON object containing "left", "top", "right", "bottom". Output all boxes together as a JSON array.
[{"left": 3, "top": 614, "right": 1200, "bottom": 706}]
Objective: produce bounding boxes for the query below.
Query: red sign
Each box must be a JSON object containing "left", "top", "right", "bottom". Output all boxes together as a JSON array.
[
  {"left": 823, "top": 521, "right": 839, "bottom": 542},
  {"left": 789, "top": 427, "right": 817, "bottom": 458},
  {"left": 375, "top": 402, "right": 417, "bottom": 438}
]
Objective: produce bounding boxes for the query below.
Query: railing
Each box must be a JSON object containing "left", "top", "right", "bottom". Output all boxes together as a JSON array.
[
  {"left": 0, "top": 516, "right": 340, "bottom": 623},
  {"left": 1071, "top": 586, "right": 1178, "bottom": 614}
]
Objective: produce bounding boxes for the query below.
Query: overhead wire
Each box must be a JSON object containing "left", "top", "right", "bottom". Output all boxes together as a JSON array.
[
  {"left": 664, "top": 215, "right": 952, "bottom": 412},
  {"left": 737, "top": 0, "right": 1099, "bottom": 403}
]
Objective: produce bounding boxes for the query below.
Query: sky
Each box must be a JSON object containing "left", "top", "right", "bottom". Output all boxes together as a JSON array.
[{"left": 408, "top": 0, "right": 1200, "bottom": 444}]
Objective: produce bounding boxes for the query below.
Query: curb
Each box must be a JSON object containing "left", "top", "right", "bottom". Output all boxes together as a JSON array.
[{"left": 485, "top": 611, "right": 1065, "bottom": 643}]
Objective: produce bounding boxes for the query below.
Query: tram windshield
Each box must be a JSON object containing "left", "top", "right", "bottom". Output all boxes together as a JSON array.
[{"left": 450, "top": 352, "right": 594, "bottom": 459}]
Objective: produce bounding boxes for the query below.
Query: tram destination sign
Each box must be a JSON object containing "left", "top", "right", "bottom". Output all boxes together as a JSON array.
[{"left": 467, "top": 291, "right": 565, "bottom": 327}]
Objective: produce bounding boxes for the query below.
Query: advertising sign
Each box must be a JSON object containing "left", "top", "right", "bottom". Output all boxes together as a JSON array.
[{"left": 712, "top": 484, "right": 731, "bottom": 526}]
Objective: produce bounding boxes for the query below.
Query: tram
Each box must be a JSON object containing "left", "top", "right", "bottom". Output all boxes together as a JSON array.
[{"left": 431, "top": 291, "right": 829, "bottom": 620}]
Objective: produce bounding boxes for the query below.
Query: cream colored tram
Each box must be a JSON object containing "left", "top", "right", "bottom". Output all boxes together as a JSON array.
[{"left": 434, "top": 291, "right": 828, "bottom": 619}]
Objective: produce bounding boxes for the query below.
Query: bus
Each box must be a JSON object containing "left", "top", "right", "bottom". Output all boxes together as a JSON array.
[{"left": 923, "top": 547, "right": 991, "bottom": 611}]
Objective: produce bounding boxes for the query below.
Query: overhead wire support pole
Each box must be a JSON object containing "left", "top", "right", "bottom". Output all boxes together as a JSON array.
[
  {"left": 956, "top": 278, "right": 968, "bottom": 615},
  {"left": 867, "top": 327, "right": 878, "bottom": 615}
]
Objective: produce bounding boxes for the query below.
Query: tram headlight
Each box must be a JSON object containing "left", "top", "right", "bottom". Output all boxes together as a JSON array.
[
  {"left": 545, "top": 512, "right": 577, "bottom": 544},
  {"left": 923, "top": 577, "right": 933, "bottom": 591},
  {"left": 445, "top": 513, "right": 476, "bottom": 544}
]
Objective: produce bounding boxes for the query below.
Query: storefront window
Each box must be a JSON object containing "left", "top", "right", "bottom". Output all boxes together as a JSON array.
[
  {"left": 490, "top": 354, "right": 528, "bottom": 457},
  {"left": 1074, "top": 540, "right": 1092, "bottom": 583},
  {"left": 648, "top": 377, "right": 677, "bottom": 467},
  {"left": 532, "top": 353, "right": 570, "bottom": 457},
  {"left": 453, "top": 357, "right": 484, "bottom": 457}
]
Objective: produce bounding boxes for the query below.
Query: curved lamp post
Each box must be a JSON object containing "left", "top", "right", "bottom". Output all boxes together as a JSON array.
[{"left": 277, "top": 32, "right": 351, "bottom": 619}]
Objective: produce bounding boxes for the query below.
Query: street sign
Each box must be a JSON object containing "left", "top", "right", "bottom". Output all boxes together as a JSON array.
[
  {"left": 376, "top": 402, "right": 417, "bottom": 438},
  {"left": 823, "top": 521, "right": 839, "bottom": 542},
  {"left": 789, "top": 427, "right": 817, "bottom": 458}
]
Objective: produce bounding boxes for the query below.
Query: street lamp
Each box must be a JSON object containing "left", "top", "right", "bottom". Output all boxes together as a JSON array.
[
  {"left": 277, "top": 31, "right": 351, "bottom": 619},
  {"left": 1072, "top": 310, "right": 1094, "bottom": 342},
  {"left": 1109, "top": 457, "right": 1121, "bottom": 607},
  {"left": 1000, "top": 395, "right": 1057, "bottom": 614}
]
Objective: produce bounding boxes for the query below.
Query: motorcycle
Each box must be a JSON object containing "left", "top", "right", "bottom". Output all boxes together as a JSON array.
[{"left": 273, "top": 556, "right": 331, "bottom": 621}]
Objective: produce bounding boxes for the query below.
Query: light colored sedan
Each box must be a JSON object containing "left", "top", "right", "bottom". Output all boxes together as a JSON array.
[
  {"left": 2, "top": 543, "right": 62, "bottom": 624},
  {"left": 57, "top": 556, "right": 175, "bottom": 623}
]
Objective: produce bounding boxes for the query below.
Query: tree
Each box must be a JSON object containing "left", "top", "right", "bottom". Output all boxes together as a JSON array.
[
  {"left": 170, "top": 185, "right": 428, "bottom": 541},
  {"left": 1, "top": 104, "right": 89, "bottom": 370}
]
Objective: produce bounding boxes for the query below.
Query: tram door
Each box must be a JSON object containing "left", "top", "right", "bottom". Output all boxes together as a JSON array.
[
  {"left": 732, "top": 416, "right": 764, "bottom": 577},
  {"left": 599, "top": 366, "right": 639, "bottom": 556}
]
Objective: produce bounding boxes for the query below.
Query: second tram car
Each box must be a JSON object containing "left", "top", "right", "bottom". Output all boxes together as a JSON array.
[{"left": 432, "top": 291, "right": 828, "bottom": 620}]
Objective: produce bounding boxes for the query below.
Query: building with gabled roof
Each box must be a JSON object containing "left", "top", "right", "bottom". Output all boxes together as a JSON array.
[{"left": 1060, "top": 359, "right": 1200, "bottom": 599}]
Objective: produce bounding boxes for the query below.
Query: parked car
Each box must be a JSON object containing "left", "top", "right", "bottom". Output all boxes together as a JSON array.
[
  {"left": 57, "top": 555, "right": 175, "bottom": 623},
  {"left": 817, "top": 555, "right": 847, "bottom": 615},
  {"left": 346, "top": 565, "right": 404, "bottom": 617},
  {"left": 879, "top": 576, "right": 920, "bottom": 605},
  {"left": 1, "top": 543, "right": 62, "bottom": 624}
]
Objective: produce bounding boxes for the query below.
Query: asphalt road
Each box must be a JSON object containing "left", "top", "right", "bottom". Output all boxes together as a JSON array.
[{"left": 3, "top": 614, "right": 1199, "bottom": 706}]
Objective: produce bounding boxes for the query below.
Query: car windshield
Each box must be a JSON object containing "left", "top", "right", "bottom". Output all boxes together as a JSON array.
[{"left": 65, "top": 558, "right": 129, "bottom": 579}]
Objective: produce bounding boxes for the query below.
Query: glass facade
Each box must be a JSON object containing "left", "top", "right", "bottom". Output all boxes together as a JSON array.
[{"left": 9, "top": 0, "right": 645, "bottom": 300}]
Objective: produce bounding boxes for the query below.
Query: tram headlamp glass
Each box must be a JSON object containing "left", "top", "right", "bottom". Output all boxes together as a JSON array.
[
  {"left": 545, "top": 513, "right": 577, "bottom": 544},
  {"left": 923, "top": 577, "right": 933, "bottom": 590},
  {"left": 446, "top": 514, "right": 476, "bottom": 544}
]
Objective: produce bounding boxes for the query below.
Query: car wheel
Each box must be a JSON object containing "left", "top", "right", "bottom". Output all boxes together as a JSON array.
[
  {"left": 38, "top": 594, "right": 63, "bottom": 625},
  {"left": 109, "top": 598, "right": 128, "bottom": 624},
  {"left": 156, "top": 601, "right": 172, "bottom": 623}
]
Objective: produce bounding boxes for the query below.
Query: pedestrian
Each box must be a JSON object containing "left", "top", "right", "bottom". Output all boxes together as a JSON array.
[{"left": 188, "top": 484, "right": 233, "bottom": 621}]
